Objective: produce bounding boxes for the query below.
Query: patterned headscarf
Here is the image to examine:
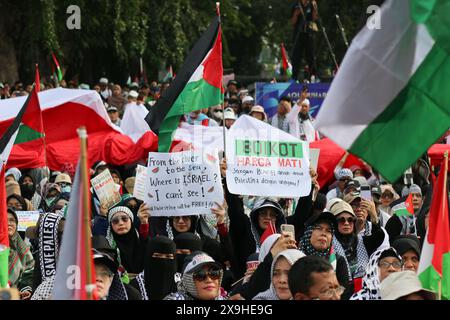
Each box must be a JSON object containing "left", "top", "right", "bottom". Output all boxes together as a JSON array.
[
  {"left": 350, "top": 247, "right": 402, "bottom": 300},
  {"left": 299, "top": 223, "right": 334, "bottom": 259}
]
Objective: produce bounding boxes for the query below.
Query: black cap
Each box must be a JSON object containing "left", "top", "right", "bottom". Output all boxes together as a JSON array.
[
  {"left": 344, "top": 180, "right": 361, "bottom": 193},
  {"left": 93, "top": 249, "right": 119, "bottom": 274},
  {"left": 392, "top": 236, "right": 421, "bottom": 257},
  {"left": 305, "top": 211, "right": 337, "bottom": 230}
]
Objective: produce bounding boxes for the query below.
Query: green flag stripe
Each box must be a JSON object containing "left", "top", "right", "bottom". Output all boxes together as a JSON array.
[
  {"left": 419, "top": 252, "right": 450, "bottom": 299},
  {"left": 0, "top": 248, "right": 10, "bottom": 288},
  {"left": 14, "top": 124, "right": 44, "bottom": 145},
  {"left": 349, "top": 43, "right": 450, "bottom": 182},
  {"left": 158, "top": 78, "right": 223, "bottom": 152}
]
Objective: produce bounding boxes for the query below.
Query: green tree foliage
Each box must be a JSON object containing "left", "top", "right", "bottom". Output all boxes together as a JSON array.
[{"left": 0, "top": 0, "right": 378, "bottom": 84}]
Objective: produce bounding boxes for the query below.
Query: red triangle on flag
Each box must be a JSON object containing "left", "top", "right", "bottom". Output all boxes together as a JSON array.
[
  {"left": 260, "top": 221, "right": 277, "bottom": 245},
  {"left": 405, "top": 193, "right": 414, "bottom": 215}
]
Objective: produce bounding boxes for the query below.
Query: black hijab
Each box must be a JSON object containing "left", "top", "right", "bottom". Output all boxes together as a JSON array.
[
  {"left": 111, "top": 222, "right": 144, "bottom": 274},
  {"left": 7, "top": 194, "right": 27, "bottom": 211},
  {"left": 173, "top": 233, "right": 202, "bottom": 273},
  {"left": 19, "top": 173, "right": 36, "bottom": 200},
  {"left": 144, "top": 236, "right": 177, "bottom": 300}
]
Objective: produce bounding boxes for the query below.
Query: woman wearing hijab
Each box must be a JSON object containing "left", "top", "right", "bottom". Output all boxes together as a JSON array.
[
  {"left": 253, "top": 249, "right": 305, "bottom": 300},
  {"left": 131, "top": 236, "right": 177, "bottom": 300},
  {"left": 106, "top": 206, "right": 147, "bottom": 275},
  {"left": 379, "top": 184, "right": 400, "bottom": 216},
  {"left": 350, "top": 247, "right": 403, "bottom": 300},
  {"left": 173, "top": 232, "right": 203, "bottom": 282},
  {"left": 7, "top": 208, "right": 35, "bottom": 299},
  {"left": 19, "top": 173, "right": 40, "bottom": 209},
  {"left": 38, "top": 182, "right": 61, "bottom": 212},
  {"left": 329, "top": 200, "right": 388, "bottom": 293},
  {"left": 164, "top": 251, "right": 227, "bottom": 300},
  {"left": 7, "top": 194, "right": 28, "bottom": 211},
  {"left": 299, "top": 211, "right": 353, "bottom": 299}
]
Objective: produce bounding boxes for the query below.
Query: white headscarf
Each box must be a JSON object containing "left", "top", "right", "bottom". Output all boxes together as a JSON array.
[{"left": 253, "top": 249, "right": 305, "bottom": 300}]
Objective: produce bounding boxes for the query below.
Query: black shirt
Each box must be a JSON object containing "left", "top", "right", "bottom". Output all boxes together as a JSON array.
[{"left": 291, "top": 1, "right": 315, "bottom": 34}]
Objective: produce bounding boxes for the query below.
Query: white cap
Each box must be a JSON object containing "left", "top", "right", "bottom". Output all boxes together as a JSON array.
[
  {"left": 242, "top": 96, "right": 254, "bottom": 103},
  {"left": 128, "top": 90, "right": 139, "bottom": 99},
  {"left": 99, "top": 78, "right": 108, "bottom": 84},
  {"left": 301, "top": 98, "right": 310, "bottom": 107},
  {"left": 224, "top": 108, "right": 237, "bottom": 120},
  {"left": 380, "top": 271, "right": 435, "bottom": 300}
]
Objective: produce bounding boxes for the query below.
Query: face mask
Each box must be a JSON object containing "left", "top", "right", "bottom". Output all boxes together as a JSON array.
[
  {"left": 61, "top": 186, "right": 71, "bottom": 193},
  {"left": 213, "top": 111, "right": 223, "bottom": 120},
  {"left": 45, "top": 197, "right": 57, "bottom": 207}
]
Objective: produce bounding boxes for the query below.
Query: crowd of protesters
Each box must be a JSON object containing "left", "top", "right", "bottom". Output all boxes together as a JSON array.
[{"left": 1, "top": 75, "right": 448, "bottom": 301}]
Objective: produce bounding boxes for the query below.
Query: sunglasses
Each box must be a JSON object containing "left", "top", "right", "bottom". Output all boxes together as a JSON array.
[
  {"left": 111, "top": 215, "right": 130, "bottom": 225},
  {"left": 337, "top": 217, "right": 357, "bottom": 224},
  {"left": 192, "top": 268, "right": 221, "bottom": 282}
]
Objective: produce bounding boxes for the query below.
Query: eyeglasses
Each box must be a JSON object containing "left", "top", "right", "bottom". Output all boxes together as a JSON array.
[
  {"left": 311, "top": 286, "right": 345, "bottom": 300},
  {"left": 337, "top": 217, "right": 356, "bottom": 224},
  {"left": 350, "top": 202, "right": 361, "bottom": 209},
  {"left": 192, "top": 268, "right": 221, "bottom": 282},
  {"left": 379, "top": 261, "right": 403, "bottom": 269},
  {"left": 111, "top": 215, "right": 130, "bottom": 225},
  {"left": 312, "top": 225, "right": 333, "bottom": 234},
  {"left": 339, "top": 178, "right": 350, "bottom": 182}
]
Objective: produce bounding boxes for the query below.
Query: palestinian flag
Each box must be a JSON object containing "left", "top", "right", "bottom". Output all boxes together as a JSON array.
[
  {"left": 314, "top": 0, "right": 450, "bottom": 182},
  {"left": 418, "top": 155, "right": 450, "bottom": 299},
  {"left": 51, "top": 52, "right": 63, "bottom": 82},
  {"left": 145, "top": 14, "right": 224, "bottom": 152},
  {"left": 260, "top": 221, "right": 277, "bottom": 245},
  {"left": 0, "top": 85, "right": 43, "bottom": 287},
  {"left": 280, "top": 43, "right": 292, "bottom": 78},
  {"left": 392, "top": 193, "right": 414, "bottom": 217},
  {"left": 163, "top": 65, "right": 174, "bottom": 83},
  {"left": 53, "top": 131, "right": 97, "bottom": 300}
]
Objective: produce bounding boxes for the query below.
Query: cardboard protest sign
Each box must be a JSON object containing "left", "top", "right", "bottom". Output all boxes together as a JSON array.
[
  {"left": 15, "top": 211, "right": 40, "bottom": 232},
  {"left": 91, "top": 169, "right": 122, "bottom": 209},
  {"left": 144, "top": 150, "right": 224, "bottom": 217},
  {"left": 133, "top": 164, "right": 148, "bottom": 201},
  {"left": 226, "top": 115, "right": 311, "bottom": 197}
]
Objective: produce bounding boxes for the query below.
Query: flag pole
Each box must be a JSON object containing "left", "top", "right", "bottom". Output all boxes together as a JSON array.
[
  {"left": 216, "top": 2, "right": 226, "bottom": 159},
  {"left": 77, "top": 127, "right": 95, "bottom": 300},
  {"left": 33, "top": 65, "right": 49, "bottom": 180},
  {"left": 439, "top": 151, "right": 448, "bottom": 301}
]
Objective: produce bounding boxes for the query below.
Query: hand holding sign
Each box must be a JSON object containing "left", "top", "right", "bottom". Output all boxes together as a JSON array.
[{"left": 137, "top": 203, "right": 151, "bottom": 225}]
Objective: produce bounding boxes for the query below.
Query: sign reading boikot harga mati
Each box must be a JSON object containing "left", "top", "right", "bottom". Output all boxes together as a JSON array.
[
  {"left": 227, "top": 115, "right": 311, "bottom": 197},
  {"left": 144, "top": 150, "right": 224, "bottom": 217}
]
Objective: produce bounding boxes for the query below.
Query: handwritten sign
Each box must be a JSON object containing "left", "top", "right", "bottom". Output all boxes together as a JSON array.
[
  {"left": 226, "top": 115, "right": 311, "bottom": 197},
  {"left": 15, "top": 211, "right": 40, "bottom": 232},
  {"left": 144, "top": 150, "right": 224, "bottom": 217},
  {"left": 133, "top": 165, "right": 148, "bottom": 201},
  {"left": 91, "top": 169, "right": 122, "bottom": 209}
]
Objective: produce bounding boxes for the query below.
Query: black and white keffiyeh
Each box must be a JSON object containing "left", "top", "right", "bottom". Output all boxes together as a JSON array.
[{"left": 38, "top": 213, "right": 63, "bottom": 282}]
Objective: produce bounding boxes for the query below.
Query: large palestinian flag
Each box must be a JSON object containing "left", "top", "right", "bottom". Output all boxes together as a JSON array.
[
  {"left": 0, "top": 86, "right": 44, "bottom": 287},
  {"left": 145, "top": 15, "right": 224, "bottom": 152},
  {"left": 315, "top": 0, "right": 450, "bottom": 182}
]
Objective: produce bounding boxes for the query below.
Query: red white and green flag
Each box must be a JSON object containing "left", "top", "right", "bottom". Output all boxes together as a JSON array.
[
  {"left": 392, "top": 193, "right": 415, "bottom": 217},
  {"left": 418, "top": 155, "right": 450, "bottom": 300},
  {"left": 51, "top": 52, "right": 63, "bottom": 82},
  {"left": 0, "top": 85, "right": 44, "bottom": 287},
  {"left": 145, "top": 13, "right": 224, "bottom": 152},
  {"left": 280, "top": 43, "right": 292, "bottom": 78},
  {"left": 315, "top": 0, "right": 450, "bottom": 182}
]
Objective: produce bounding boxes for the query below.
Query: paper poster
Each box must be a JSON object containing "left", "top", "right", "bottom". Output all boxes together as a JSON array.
[
  {"left": 15, "top": 211, "right": 40, "bottom": 232},
  {"left": 133, "top": 164, "right": 148, "bottom": 201},
  {"left": 309, "top": 148, "right": 320, "bottom": 172},
  {"left": 226, "top": 115, "right": 311, "bottom": 198},
  {"left": 91, "top": 169, "right": 122, "bottom": 209},
  {"left": 144, "top": 150, "right": 224, "bottom": 217}
]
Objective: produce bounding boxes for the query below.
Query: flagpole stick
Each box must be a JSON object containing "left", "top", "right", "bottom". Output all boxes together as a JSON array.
[
  {"left": 77, "top": 127, "right": 94, "bottom": 300},
  {"left": 440, "top": 151, "right": 448, "bottom": 301},
  {"left": 216, "top": 2, "right": 226, "bottom": 158},
  {"left": 33, "top": 80, "right": 50, "bottom": 180}
]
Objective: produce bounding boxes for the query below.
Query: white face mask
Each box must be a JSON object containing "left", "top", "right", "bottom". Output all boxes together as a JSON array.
[{"left": 213, "top": 111, "right": 223, "bottom": 120}]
